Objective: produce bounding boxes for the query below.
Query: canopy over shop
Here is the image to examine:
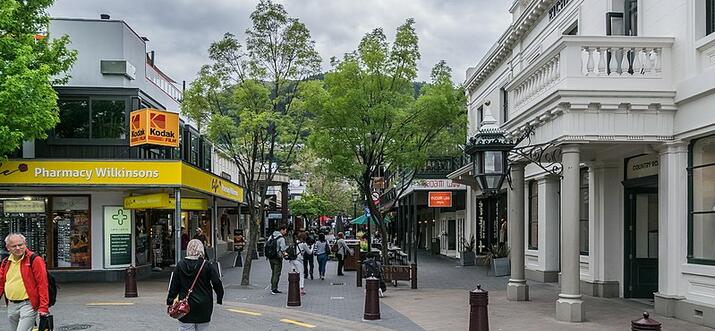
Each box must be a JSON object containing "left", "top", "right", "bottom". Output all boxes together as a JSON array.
[{"left": 0, "top": 159, "right": 244, "bottom": 277}]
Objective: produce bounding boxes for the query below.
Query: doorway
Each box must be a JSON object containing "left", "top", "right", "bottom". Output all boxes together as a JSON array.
[{"left": 624, "top": 185, "right": 658, "bottom": 298}]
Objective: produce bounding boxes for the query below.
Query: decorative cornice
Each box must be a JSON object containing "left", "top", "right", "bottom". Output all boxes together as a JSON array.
[{"left": 465, "top": 0, "right": 556, "bottom": 92}]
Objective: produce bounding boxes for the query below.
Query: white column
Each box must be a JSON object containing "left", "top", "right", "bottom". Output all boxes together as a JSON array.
[
  {"left": 556, "top": 144, "right": 584, "bottom": 322},
  {"left": 542, "top": 175, "right": 561, "bottom": 279},
  {"left": 590, "top": 163, "right": 622, "bottom": 297},
  {"left": 508, "top": 162, "right": 529, "bottom": 301},
  {"left": 655, "top": 141, "right": 688, "bottom": 315}
]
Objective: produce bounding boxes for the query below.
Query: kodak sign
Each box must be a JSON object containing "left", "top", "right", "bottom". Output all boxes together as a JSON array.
[{"left": 129, "top": 108, "right": 179, "bottom": 147}]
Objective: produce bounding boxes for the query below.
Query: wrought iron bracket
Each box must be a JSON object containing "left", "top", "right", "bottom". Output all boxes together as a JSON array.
[{"left": 506, "top": 125, "right": 563, "bottom": 182}]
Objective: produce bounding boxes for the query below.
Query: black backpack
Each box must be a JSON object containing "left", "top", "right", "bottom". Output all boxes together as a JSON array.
[
  {"left": 2, "top": 254, "right": 57, "bottom": 307},
  {"left": 264, "top": 235, "right": 281, "bottom": 260},
  {"left": 284, "top": 244, "right": 299, "bottom": 261},
  {"left": 363, "top": 258, "right": 381, "bottom": 278}
]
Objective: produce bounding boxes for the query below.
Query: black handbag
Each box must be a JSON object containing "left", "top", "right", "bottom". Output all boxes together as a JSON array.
[{"left": 38, "top": 314, "right": 54, "bottom": 331}]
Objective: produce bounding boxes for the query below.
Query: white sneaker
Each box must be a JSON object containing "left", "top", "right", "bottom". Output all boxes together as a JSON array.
[{"left": 378, "top": 289, "right": 384, "bottom": 297}]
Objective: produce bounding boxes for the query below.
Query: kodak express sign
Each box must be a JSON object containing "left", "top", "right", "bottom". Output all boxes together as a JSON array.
[{"left": 129, "top": 108, "right": 179, "bottom": 147}]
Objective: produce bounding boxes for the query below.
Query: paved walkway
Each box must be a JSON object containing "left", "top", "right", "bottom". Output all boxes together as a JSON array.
[{"left": 0, "top": 251, "right": 712, "bottom": 330}]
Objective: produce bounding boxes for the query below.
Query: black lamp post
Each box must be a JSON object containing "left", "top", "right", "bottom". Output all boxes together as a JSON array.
[
  {"left": 352, "top": 192, "right": 358, "bottom": 238},
  {"left": 466, "top": 108, "right": 514, "bottom": 195}
]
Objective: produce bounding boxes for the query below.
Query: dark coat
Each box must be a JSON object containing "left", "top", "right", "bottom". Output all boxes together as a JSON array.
[{"left": 167, "top": 258, "right": 224, "bottom": 324}]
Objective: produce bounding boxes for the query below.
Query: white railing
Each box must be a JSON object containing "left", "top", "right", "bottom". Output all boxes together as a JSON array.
[
  {"left": 581, "top": 46, "right": 662, "bottom": 77},
  {"left": 511, "top": 55, "right": 560, "bottom": 108},
  {"left": 506, "top": 36, "right": 674, "bottom": 118}
]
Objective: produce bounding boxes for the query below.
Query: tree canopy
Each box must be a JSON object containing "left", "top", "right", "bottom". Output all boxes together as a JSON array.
[
  {"left": 306, "top": 19, "right": 467, "bottom": 257},
  {"left": 0, "top": 0, "right": 76, "bottom": 157},
  {"left": 181, "top": 0, "right": 321, "bottom": 286}
]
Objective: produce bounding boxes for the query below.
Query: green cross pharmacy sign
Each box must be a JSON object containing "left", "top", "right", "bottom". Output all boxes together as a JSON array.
[{"left": 104, "top": 206, "right": 132, "bottom": 268}]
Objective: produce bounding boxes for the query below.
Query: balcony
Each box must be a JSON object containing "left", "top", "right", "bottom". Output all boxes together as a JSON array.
[{"left": 506, "top": 35, "right": 675, "bottom": 122}]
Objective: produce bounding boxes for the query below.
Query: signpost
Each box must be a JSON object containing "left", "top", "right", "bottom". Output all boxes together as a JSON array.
[{"left": 104, "top": 206, "right": 132, "bottom": 268}]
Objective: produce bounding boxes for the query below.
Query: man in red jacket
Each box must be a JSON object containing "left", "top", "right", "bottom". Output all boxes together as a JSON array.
[{"left": 0, "top": 233, "right": 50, "bottom": 331}]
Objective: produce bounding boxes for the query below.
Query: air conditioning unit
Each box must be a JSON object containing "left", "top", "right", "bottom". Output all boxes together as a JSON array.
[{"left": 100, "top": 60, "right": 136, "bottom": 80}]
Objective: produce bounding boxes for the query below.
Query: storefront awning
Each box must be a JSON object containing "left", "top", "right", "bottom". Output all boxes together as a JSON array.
[{"left": 0, "top": 160, "right": 244, "bottom": 203}]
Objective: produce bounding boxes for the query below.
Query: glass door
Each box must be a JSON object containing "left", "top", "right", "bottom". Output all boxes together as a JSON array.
[{"left": 625, "top": 188, "right": 658, "bottom": 298}]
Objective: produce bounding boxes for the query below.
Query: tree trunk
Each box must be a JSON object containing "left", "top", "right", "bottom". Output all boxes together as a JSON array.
[{"left": 240, "top": 184, "right": 267, "bottom": 287}]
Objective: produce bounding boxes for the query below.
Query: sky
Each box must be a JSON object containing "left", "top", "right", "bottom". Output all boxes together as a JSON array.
[{"left": 49, "top": 0, "right": 512, "bottom": 85}]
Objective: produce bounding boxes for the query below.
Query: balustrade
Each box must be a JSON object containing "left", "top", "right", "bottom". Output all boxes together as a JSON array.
[{"left": 581, "top": 46, "right": 662, "bottom": 76}]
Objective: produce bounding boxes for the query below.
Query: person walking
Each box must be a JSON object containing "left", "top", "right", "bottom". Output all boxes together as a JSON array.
[
  {"left": 314, "top": 233, "right": 330, "bottom": 280},
  {"left": 335, "top": 232, "right": 353, "bottom": 276},
  {"left": 288, "top": 232, "right": 312, "bottom": 295},
  {"left": 302, "top": 233, "right": 315, "bottom": 280},
  {"left": 167, "top": 239, "right": 224, "bottom": 331},
  {"left": 0, "top": 233, "right": 50, "bottom": 331},
  {"left": 266, "top": 225, "right": 288, "bottom": 294}
]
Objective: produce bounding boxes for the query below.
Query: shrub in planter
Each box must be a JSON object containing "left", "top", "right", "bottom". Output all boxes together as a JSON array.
[
  {"left": 459, "top": 235, "right": 476, "bottom": 266},
  {"left": 484, "top": 244, "right": 510, "bottom": 276}
]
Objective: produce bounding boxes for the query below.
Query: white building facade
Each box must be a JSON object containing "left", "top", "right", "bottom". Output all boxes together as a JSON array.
[{"left": 459, "top": 0, "right": 715, "bottom": 326}]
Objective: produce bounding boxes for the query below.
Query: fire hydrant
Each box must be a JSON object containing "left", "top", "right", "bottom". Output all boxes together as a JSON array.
[{"left": 124, "top": 265, "right": 138, "bottom": 298}]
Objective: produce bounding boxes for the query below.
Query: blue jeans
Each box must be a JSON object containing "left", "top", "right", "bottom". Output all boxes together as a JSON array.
[{"left": 316, "top": 253, "right": 328, "bottom": 276}]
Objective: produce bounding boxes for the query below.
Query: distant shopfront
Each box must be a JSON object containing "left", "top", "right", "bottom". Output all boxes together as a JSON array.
[{"left": 0, "top": 159, "right": 244, "bottom": 281}]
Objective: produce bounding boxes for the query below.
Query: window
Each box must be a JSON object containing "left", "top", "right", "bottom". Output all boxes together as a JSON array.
[
  {"left": 200, "top": 137, "right": 212, "bottom": 172},
  {"left": 501, "top": 88, "right": 509, "bottom": 123},
  {"left": 55, "top": 99, "right": 90, "bottom": 138},
  {"left": 708, "top": 0, "right": 715, "bottom": 35},
  {"left": 579, "top": 168, "right": 589, "bottom": 255},
  {"left": 528, "top": 180, "right": 539, "bottom": 249},
  {"left": 477, "top": 105, "right": 484, "bottom": 129},
  {"left": 91, "top": 99, "right": 126, "bottom": 139},
  {"left": 51, "top": 196, "right": 91, "bottom": 268},
  {"left": 688, "top": 135, "right": 715, "bottom": 264},
  {"left": 55, "top": 97, "right": 127, "bottom": 139},
  {"left": 564, "top": 21, "right": 578, "bottom": 35}
]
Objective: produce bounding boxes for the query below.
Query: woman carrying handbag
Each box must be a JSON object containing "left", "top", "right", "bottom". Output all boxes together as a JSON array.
[{"left": 167, "top": 239, "right": 224, "bottom": 331}]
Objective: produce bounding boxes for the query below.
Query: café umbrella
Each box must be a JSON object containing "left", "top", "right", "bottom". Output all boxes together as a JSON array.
[{"left": 350, "top": 214, "right": 392, "bottom": 225}]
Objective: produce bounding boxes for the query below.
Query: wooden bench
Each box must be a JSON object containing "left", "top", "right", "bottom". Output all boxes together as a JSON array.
[{"left": 357, "top": 263, "right": 417, "bottom": 289}]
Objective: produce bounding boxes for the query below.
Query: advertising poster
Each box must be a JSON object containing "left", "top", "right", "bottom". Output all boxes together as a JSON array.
[{"left": 104, "top": 206, "right": 132, "bottom": 268}]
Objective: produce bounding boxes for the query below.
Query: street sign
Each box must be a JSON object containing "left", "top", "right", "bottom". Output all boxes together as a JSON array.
[
  {"left": 371, "top": 191, "right": 380, "bottom": 204},
  {"left": 372, "top": 177, "right": 385, "bottom": 189}
]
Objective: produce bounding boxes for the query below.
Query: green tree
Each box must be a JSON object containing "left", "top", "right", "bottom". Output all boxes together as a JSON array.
[
  {"left": 0, "top": 0, "right": 76, "bottom": 157},
  {"left": 182, "top": 0, "right": 321, "bottom": 286},
  {"left": 289, "top": 150, "right": 355, "bottom": 217},
  {"left": 307, "top": 19, "right": 466, "bottom": 260},
  {"left": 288, "top": 194, "right": 331, "bottom": 226}
]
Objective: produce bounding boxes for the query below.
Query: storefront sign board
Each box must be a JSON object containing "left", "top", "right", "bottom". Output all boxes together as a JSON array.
[
  {"left": 626, "top": 154, "right": 659, "bottom": 180},
  {"left": 124, "top": 193, "right": 171, "bottom": 209},
  {"left": 428, "top": 191, "right": 453, "bottom": 208},
  {"left": 0, "top": 160, "right": 244, "bottom": 203},
  {"left": 129, "top": 108, "right": 179, "bottom": 147},
  {"left": 3, "top": 200, "right": 45, "bottom": 213},
  {"left": 103, "top": 206, "right": 132, "bottom": 268},
  {"left": 53, "top": 196, "right": 89, "bottom": 211}
]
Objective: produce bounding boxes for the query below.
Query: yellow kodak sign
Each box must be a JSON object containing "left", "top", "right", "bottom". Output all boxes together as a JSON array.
[{"left": 129, "top": 108, "right": 179, "bottom": 147}]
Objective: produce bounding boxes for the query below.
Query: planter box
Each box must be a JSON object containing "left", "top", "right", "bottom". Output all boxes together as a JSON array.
[
  {"left": 476, "top": 255, "right": 489, "bottom": 266},
  {"left": 459, "top": 251, "right": 475, "bottom": 266},
  {"left": 492, "top": 257, "right": 510, "bottom": 276}
]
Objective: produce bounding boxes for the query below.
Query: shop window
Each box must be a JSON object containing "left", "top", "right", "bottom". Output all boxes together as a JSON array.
[
  {"left": 0, "top": 197, "right": 49, "bottom": 260},
  {"left": 528, "top": 180, "right": 539, "bottom": 249},
  {"left": 580, "top": 168, "right": 590, "bottom": 255},
  {"left": 91, "top": 99, "right": 126, "bottom": 139},
  {"left": 55, "top": 99, "right": 90, "bottom": 138},
  {"left": 688, "top": 135, "right": 715, "bottom": 264},
  {"left": 51, "top": 196, "right": 91, "bottom": 268},
  {"left": 708, "top": 0, "right": 715, "bottom": 35}
]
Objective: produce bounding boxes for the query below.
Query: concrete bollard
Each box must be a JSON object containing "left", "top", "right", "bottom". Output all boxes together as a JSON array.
[
  {"left": 631, "top": 312, "right": 662, "bottom": 331},
  {"left": 124, "top": 265, "right": 138, "bottom": 298},
  {"left": 287, "top": 271, "right": 301, "bottom": 307},
  {"left": 363, "top": 277, "right": 381, "bottom": 320},
  {"left": 469, "top": 284, "right": 488, "bottom": 331}
]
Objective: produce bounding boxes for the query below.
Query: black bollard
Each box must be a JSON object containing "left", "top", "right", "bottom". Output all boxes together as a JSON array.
[
  {"left": 124, "top": 265, "right": 138, "bottom": 298},
  {"left": 357, "top": 261, "right": 363, "bottom": 287},
  {"left": 469, "top": 284, "right": 488, "bottom": 331},
  {"left": 364, "top": 277, "right": 381, "bottom": 320},
  {"left": 631, "top": 312, "right": 662, "bottom": 331},
  {"left": 287, "top": 271, "right": 301, "bottom": 307}
]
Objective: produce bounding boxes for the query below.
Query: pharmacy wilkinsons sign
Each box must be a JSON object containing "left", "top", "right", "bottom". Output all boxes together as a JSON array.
[{"left": 548, "top": 0, "right": 572, "bottom": 20}]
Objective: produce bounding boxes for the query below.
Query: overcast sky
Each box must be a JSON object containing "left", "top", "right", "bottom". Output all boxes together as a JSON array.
[{"left": 49, "top": 0, "right": 512, "bottom": 85}]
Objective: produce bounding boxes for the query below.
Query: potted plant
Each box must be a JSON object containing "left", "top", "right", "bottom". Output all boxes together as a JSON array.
[
  {"left": 484, "top": 244, "right": 510, "bottom": 276},
  {"left": 459, "top": 235, "right": 476, "bottom": 266}
]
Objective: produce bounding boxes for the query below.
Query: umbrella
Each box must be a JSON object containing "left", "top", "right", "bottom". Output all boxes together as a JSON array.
[{"left": 350, "top": 214, "right": 392, "bottom": 225}]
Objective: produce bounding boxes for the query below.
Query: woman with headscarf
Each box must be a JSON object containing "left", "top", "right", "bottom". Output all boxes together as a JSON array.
[{"left": 167, "top": 239, "right": 224, "bottom": 331}]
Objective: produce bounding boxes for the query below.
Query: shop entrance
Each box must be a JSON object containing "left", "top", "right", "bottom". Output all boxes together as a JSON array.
[{"left": 624, "top": 183, "right": 659, "bottom": 298}]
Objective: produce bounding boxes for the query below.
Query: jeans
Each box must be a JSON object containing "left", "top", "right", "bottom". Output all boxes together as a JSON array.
[
  {"left": 179, "top": 322, "right": 209, "bottom": 331},
  {"left": 7, "top": 300, "right": 36, "bottom": 331},
  {"left": 336, "top": 253, "right": 345, "bottom": 275},
  {"left": 302, "top": 254, "right": 314, "bottom": 278},
  {"left": 316, "top": 253, "right": 328, "bottom": 276},
  {"left": 269, "top": 258, "right": 283, "bottom": 291}
]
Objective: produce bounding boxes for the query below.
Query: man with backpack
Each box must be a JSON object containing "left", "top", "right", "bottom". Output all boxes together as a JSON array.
[
  {"left": 0, "top": 233, "right": 51, "bottom": 331},
  {"left": 265, "top": 225, "right": 288, "bottom": 295}
]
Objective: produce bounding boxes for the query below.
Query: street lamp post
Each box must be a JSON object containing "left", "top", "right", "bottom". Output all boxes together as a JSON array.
[
  {"left": 466, "top": 101, "right": 566, "bottom": 316},
  {"left": 352, "top": 192, "right": 358, "bottom": 239}
]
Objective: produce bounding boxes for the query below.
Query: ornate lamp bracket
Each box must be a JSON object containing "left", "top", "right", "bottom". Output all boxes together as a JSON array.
[{"left": 504, "top": 125, "right": 563, "bottom": 188}]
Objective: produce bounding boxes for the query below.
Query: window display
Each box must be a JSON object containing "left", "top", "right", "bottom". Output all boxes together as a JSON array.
[
  {"left": 0, "top": 197, "right": 48, "bottom": 260},
  {"left": 52, "top": 196, "right": 90, "bottom": 268}
]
